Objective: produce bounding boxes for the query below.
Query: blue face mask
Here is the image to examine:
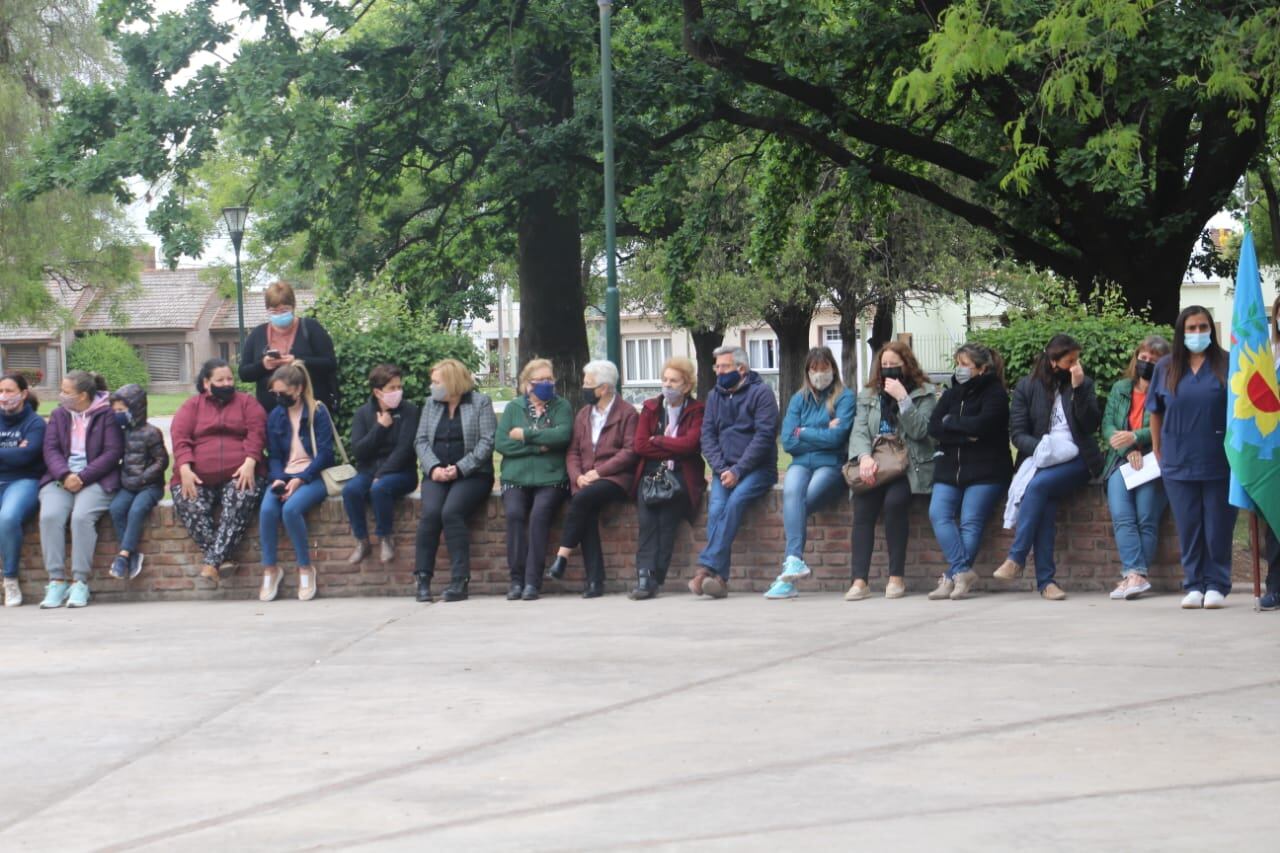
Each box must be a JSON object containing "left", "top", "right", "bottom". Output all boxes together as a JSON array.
[
  {"left": 114, "top": 411, "right": 132, "bottom": 429},
  {"left": 1184, "top": 332, "right": 1212, "bottom": 354},
  {"left": 269, "top": 311, "right": 295, "bottom": 329},
  {"left": 716, "top": 371, "right": 741, "bottom": 391},
  {"left": 531, "top": 380, "right": 556, "bottom": 402}
]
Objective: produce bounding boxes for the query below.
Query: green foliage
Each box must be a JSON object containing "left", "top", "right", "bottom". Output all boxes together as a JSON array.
[
  {"left": 67, "top": 333, "right": 150, "bottom": 391},
  {"left": 970, "top": 283, "right": 1171, "bottom": 410},
  {"left": 310, "top": 282, "right": 480, "bottom": 433}
]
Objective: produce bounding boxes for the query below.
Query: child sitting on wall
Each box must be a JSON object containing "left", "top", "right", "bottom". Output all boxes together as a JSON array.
[{"left": 108, "top": 385, "right": 169, "bottom": 580}]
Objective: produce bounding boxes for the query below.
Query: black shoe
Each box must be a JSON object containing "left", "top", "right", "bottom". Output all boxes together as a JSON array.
[
  {"left": 521, "top": 584, "right": 540, "bottom": 601},
  {"left": 415, "top": 573, "right": 432, "bottom": 603},
  {"left": 582, "top": 580, "right": 603, "bottom": 599},
  {"left": 628, "top": 569, "right": 658, "bottom": 600},
  {"left": 547, "top": 555, "right": 568, "bottom": 580},
  {"left": 1261, "top": 588, "right": 1280, "bottom": 610},
  {"left": 443, "top": 579, "right": 469, "bottom": 602},
  {"left": 506, "top": 581, "right": 523, "bottom": 600}
]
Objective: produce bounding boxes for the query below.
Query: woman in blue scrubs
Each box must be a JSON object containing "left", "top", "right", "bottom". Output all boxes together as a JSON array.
[{"left": 1148, "top": 305, "right": 1237, "bottom": 609}]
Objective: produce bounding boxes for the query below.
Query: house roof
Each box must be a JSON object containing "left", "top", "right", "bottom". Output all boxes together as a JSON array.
[
  {"left": 210, "top": 289, "right": 319, "bottom": 331},
  {"left": 0, "top": 278, "right": 95, "bottom": 342},
  {"left": 77, "top": 269, "right": 218, "bottom": 331}
]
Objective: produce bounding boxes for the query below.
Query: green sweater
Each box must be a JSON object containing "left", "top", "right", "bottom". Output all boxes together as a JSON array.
[
  {"left": 1101, "top": 377, "right": 1153, "bottom": 479},
  {"left": 495, "top": 395, "right": 573, "bottom": 487}
]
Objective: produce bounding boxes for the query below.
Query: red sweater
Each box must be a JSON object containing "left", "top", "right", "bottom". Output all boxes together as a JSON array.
[{"left": 169, "top": 391, "right": 267, "bottom": 487}]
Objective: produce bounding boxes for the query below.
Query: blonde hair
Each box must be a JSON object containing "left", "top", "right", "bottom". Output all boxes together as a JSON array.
[
  {"left": 518, "top": 358, "right": 554, "bottom": 392},
  {"left": 431, "top": 358, "right": 475, "bottom": 398},
  {"left": 264, "top": 281, "right": 296, "bottom": 310},
  {"left": 662, "top": 356, "right": 696, "bottom": 395},
  {"left": 270, "top": 361, "right": 318, "bottom": 422}
]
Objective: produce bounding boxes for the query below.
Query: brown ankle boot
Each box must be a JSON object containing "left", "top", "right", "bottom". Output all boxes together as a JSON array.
[{"left": 688, "top": 567, "right": 712, "bottom": 596}]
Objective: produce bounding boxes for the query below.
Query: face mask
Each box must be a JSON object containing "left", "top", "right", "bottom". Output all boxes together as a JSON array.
[
  {"left": 114, "top": 411, "right": 132, "bottom": 429},
  {"left": 274, "top": 391, "right": 297, "bottom": 409},
  {"left": 59, "top": 392, "right": 81, "bottom": 411},
  {"left": 430, "top": 383, "right": 449, "bottom": 403},
  {"left": 378, "top": 389, "right": 404, "bottom": 409},
  {"left": 1052, "top": 366, "right": 1071, "bottom": 382},
  {"left": 1134, "top": 360, "right": 1155, "bottom": 381},
  {"left": 210, "top": 384, "right": 236, "bottom": 403},
  {"left": 1185, "top": 332, "right": 1211, "bottom": 354},
  {"left": 269, "top": 311, "right": 295, "bottom": 329},
  {"left": 881, "top": 367, "right": 903, "bottom": 383},
  {"left": 716, "top": 371, "right": 741, "bottom": 391},
  {"left": 581, "top": 386, "right": 600, "bottom": 407},
  {"left": 0, "top": 394, "right": 21, "bottom": 414},
  {"left": 661, "top": 386, "right": 684, "bottom": 405},
  {"left": 531, "top": 380, "right": 556, "bottom": 402},
  {"left": 953, "top": 366, "right": 973, "bottom": 385},
  {"left": 809, "top": 371, "right": 833, "bottom": 391}
]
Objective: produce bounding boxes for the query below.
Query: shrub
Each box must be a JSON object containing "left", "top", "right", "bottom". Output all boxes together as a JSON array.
[
  {"left": 67, "top": 333, "right": 150, "bottom": 391},
  {"left": 970, "top": 283, "right": 1171, "bottom": 412},
  {"left": 311, "top": 282, "right": 480, "bottom": 432}
]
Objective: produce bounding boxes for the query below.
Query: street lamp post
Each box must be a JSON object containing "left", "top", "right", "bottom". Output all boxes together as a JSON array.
[
  {"left": 221, "top": 206, "right": 250, "bottom": 357},
  {"left": 597, "top": 0, "right": 621, "bottom": 377}
]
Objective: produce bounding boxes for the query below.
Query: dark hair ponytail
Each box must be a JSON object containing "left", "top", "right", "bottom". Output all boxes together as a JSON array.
[
  {"left": 65, "top": 370, "right": 107, "bottom": 397},
  {"left": 954, "top": 343, "right": 1006, "bottom": 387}
]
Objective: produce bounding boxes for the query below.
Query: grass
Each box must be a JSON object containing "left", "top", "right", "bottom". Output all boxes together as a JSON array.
[{"left": 37, "top": 393, "right": 190, "bottom": 418}]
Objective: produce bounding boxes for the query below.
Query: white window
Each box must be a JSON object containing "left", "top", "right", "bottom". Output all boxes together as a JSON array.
[
  {"left": 747, "top": 337, "right": 778, "bottom": 372},
  {"left": 624, "top": 337, "right": 672, "bottom": 383}
]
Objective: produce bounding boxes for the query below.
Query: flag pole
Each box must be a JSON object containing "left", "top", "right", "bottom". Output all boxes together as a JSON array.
[{"left": 1250, "top": 512, "right": 1262, "bottom": 611}]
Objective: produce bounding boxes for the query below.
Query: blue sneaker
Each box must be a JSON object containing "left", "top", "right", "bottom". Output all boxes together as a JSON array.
[
  {"left": 40, "top": 581, "right": 70, "bottom": 609},
  {"left": 763, "top": 577, "right": 798, "bottom": 599},
  {"left": 109, "top": 555, "right": 128, "bottom": 580},
  {"left": 1261, "top": 589, "right": 1280, "bottom": 611},
  {"left": 779, "top": 555, "right": 811, "bottom": 581},
  {"left": 128, "top": 552, "right": 145, "bottom": 580},
  {"left": 66, "top": 580, "right": 91, "bottom": 608}
]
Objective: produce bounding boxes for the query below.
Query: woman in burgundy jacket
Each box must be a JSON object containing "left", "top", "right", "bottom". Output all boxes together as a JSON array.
[
  {"left": 546, "top": 360, "right": 638, "bottom": 598},
  {"left": 630, "top": 357, "right": 705, "bottom": 599}
]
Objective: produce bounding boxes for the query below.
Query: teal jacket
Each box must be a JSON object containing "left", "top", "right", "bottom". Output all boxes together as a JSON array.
[
  {"left": 1101, "top": 377, "right": 1154, "bottom": 480},
  {"left": 495, "top": 395, "right": 573, "bottom": 487},
  {"left": 781, "top": 386, "right": 856, "bottom": 469}
]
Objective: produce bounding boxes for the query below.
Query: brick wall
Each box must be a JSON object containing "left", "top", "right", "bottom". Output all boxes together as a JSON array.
[{"left": 14, "top": 485, "right": 1226, "bottom": 602}]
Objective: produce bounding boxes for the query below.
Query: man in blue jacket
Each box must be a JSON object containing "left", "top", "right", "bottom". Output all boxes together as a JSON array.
[{"left": 694, "top": 345, "right": 779, "bottom": 597}]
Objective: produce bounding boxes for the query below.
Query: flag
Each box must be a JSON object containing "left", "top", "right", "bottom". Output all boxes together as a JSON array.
[{"left": 1226, "top": 227, "right": 1280, "bottom": 533}]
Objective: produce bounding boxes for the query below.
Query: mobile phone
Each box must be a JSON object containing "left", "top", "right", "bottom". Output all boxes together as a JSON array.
[
  {"left": 272, "top": 482, "right": 286, "bottom": 495},
  {"left": 265, "top": 348, "right": 281, "bottom": 359}
]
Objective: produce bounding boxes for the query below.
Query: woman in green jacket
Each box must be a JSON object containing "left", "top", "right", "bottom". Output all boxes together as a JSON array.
[
  {"left": 1103, "top": 335, "right": 1170, "bottom": 601},
  {"left": 496, "top": 358, "right": 573, "bottom": 601},
  {"left": 846, "top": 341, "right": 937, "bottom": 601}
]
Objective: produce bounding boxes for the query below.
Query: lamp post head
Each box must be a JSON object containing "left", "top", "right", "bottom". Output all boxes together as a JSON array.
[
  {"left": 221, "top": 206, "right": 249, "bottom": 251},
  {"left": 597, "top": 0, "right": 612, "bottom": 8}
]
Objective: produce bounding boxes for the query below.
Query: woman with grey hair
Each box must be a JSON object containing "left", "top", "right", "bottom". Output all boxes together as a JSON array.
[
  {"left": 1103, "top": 334, "right": 1172, "bottom": 600},
  {"left": 546, "top": 360, "right": 638, "bottom": 597}
]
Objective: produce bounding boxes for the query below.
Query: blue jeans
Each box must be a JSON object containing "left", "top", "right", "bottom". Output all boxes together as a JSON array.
[
  {"left": 782, "top": 464, "right": 847, "bottom": 559},
  {"left": 1105, "top": 469, "right": 1168, "bottom": 577},
  {"left": 929, "top": 481, "right": 1005, "bottom": 578},
  {"left": 342, "top": 470, "right": 418, "bottom": 539},
  {"left": 1164, "top": 477, "right": 1236, "bottom": 595},
  {"left": 259, "top": 478, "right": 330, "bottom": 567},
  {"left": 1008, "top": 457, "right": 1090, "bottom": 589},
  {"left": 109, "top": 485, "right": 164, "bottom": 555},
  {"left": 0, "top": 478, "right": 40, "bottom": 578},
  {"left": 699, "top": 466, "right": 777, "bottom": 580}
]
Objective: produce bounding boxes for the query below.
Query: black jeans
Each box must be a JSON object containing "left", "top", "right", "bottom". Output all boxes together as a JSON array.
[
  {"left": 635, "top": 491, "right": 690, "bottom": 585},
  {"left": 503, "top": 484, "right": 568, "bottom": 588},
  {"left": 851, "top": 476, "right": 912, "bottom": 581},
  {"left": 415, "top": 475, "right": 494, "bottom": 581},
  {"left": 560, "top": 480, "right": 628, "bottom": 584}
]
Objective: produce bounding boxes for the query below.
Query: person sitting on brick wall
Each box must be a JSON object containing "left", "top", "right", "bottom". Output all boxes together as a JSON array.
[
  {"left": 691, "top": 346, "right": 779, "bottom": 599},
  {"left": 547, "top": 360, "right": 638, "bottom": 599},
  {"left": 0, "top": 372, "right": 46, "bottom": 607},
  {"left": 343, "top": 363, "right": 421, "bottom": 567},
  {"left": 106, "top": 384, "right": 169, "bottom": 583}
]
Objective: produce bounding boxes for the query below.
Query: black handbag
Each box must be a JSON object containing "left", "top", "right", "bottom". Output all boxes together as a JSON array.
[{"left": 640, "top": 403, "right": 684, "bottom": 506}]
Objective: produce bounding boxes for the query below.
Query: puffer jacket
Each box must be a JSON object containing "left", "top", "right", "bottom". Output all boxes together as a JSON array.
[{"left": 109, "top": 384, "right": 169, "bottom": 491}]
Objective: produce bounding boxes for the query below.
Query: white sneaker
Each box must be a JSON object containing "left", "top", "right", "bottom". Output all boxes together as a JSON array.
[
  {"left": 3, "top": 578, "right": 21, "bottom": 607},
  {"left": 1181, "top": 590, "right": 1204, "bottom": 609},
  {"left": 1125, "top": 578, "right": 1152, "bottom": 599},
  {"left": 1203, "top": 590, "right": 1226, "bottom": 609}
]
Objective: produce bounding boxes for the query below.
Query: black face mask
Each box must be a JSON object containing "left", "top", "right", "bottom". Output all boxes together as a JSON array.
[
  {"left": 881, "top": 367, "right": 904, "bottom": 384},
  {"left": 210, "top": 385, "right": 235, "bottom": 403},
  {"left": 581, "top": 386, "right": 600, "bottom": 408},
  {"left": 1134, "top": 360, "right": 1155, "bottom": 381},
  {"left": 274, "top": 391, "right": 297, "bottom": 409},
  {"left": 1052, "top": 366, "right": 1071, "bottom": 383}
]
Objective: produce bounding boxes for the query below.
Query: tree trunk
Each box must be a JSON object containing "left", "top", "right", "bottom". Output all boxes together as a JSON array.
[
  {"left": 691, "top": 326, "right": 724, "bottom": 401},
  {"left": 868, "top": 297, "right": 895, "bottom": 356},
  {"left": 765, "top": 299, "right": 816, "bottom": 409},
  {"left": 836, "top": 306, "right": 861, "bottom": 391}
]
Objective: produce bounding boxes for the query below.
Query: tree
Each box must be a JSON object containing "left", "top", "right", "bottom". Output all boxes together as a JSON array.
[
  {"left": 680, "top": 1, "right": 1279, "bottom": 324},
  {"left": 0, "top": 0, "right": 135, "bottom": 324}
]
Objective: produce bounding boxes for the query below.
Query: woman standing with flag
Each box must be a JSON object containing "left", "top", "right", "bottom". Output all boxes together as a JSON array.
[
  {"left": 1148, "top": 306, "right": 1236, "bottom": 609},
  {"left": 1264, "top": 295, "right": 1280, "bottom": 611}
]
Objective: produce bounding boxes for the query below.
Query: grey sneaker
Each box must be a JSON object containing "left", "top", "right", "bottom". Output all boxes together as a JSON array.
[
  {"left": 950, "top": 570, "right": 980, "bottom": 600},
  {"left": 3, "top": 578, "right": 22, "bottom": 607}
]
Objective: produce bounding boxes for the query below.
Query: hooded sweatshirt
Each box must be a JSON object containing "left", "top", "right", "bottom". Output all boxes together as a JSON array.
[
  {"left": 701, "top": 369, "right": 780, "bottom": 478},
  {"left": 0, "top": 401, "right": 47, "bottom": 484},
  {"left": 109, "top": 384, "right": 170, "bottom": 491},
  {"left": 41, "top": 391, "right": 124, "bottom": 492}
]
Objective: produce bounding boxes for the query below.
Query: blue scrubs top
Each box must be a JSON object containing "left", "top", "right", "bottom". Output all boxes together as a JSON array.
[{"left": 1146, "top": 355, "right": 1228, "bottom": 481}]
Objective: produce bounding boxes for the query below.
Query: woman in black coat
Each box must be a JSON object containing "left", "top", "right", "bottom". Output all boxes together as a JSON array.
[
  {"left": 343, "top": 364, "right": 421, "bottom": 565},
  {"left": 238, "top": 281, "right": 339, "bottom": 413}
]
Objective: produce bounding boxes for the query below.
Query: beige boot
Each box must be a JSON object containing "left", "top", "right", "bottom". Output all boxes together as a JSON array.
[
  {"left": 885, "top": 577, "right": 906, "bottom": 599},
  {"left": 1040, "top": 582, "right": 1067, "bottom": 601},
  {"left": 993, "top": 559, "right": 1024, "bottom": 581},
  {"left": 927, "top": 576, "right": 954, "bottom": 600},
  {"left": 950, "top": 570, "right": 980, "bottom": 600}
]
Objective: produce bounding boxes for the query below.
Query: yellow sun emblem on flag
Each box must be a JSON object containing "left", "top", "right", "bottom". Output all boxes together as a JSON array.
[{"left": 1231, "top": 345, "right": 1280, "bottom": 436}]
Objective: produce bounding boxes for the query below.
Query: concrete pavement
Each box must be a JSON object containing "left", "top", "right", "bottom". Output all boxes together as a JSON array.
[{"left": 1, "top": 592, "right": 1277, "bottom": 852}]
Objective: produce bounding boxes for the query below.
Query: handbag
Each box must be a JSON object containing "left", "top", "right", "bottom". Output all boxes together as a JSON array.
[
  {"left": 843, "top": 434, "right": 909, "bottom": 495},
  {"left": 640, "top": 403, "right": 684, "bottom": 506},
  {"left": 309, "top": 404, "right": 357, "bottom": 497}
]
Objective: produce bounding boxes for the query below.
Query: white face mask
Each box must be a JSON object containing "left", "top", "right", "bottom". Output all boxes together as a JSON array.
[
  {"left": 430, "top": 383, "right": 449, "bottom": 402},
  {"left": 808, "top": 371, "right": 833, "bottom": 391}
]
